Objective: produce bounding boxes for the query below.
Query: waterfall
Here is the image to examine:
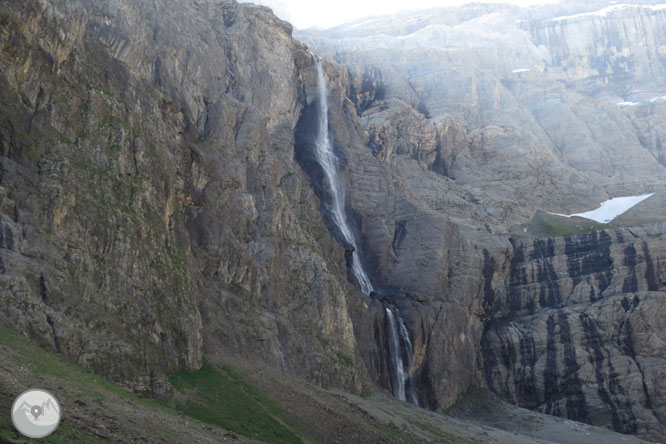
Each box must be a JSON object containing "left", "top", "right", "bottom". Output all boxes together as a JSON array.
[
  {"left": 312, "top": 56, "right": 374, "bottom": 296},
  {"left": 397, "top": 311, "right": 419, "bottom": 406},
  {"left": 385, "top": 305, "right": 419, "bottom": 406},
  {"left": 310, "top": 55, "right": 417, "bottom": 405},
  {"left": 385, "top": 306, "right": 406, "bottom": 401}
]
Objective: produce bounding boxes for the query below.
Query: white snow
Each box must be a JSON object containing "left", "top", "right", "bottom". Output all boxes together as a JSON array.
[
  {"left": 617, "top": 101, "right": 640, "bottom": 106},
  {"left": 512, "top": 68, "right": 531, "bottom": 73},
  {"left": 553, "top": 4, "right": 666, "bottom": 22},
  {"left": 650, "top": 96, "right": 666, "bottom": 103},
  {"left": 549, "top": 193, "right": 655, "bottom": 223},
  {"left": 346, "top": 18, "right": 380, "bottom": 29}
]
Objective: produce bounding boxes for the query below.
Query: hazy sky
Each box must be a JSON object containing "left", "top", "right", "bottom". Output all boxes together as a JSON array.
[{"left": 250, "top": 0, "right": 561, "bottom": 29}]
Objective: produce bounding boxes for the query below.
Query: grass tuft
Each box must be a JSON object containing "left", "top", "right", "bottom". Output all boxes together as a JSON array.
[
  {"left": 169, "top": 360, "right": 311, "bottom": 444},
  {"left": 528, "top": 212, "right": 610, "bottom": 238}
]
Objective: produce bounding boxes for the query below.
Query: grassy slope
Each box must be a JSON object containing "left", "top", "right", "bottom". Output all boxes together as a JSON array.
[
  {"left": 0, "top": 325, "right": 651, "bottom": 444},
  {"left": 169, "top": 361, "right": 318, "bottom": 444},
  {"left": 528, "top": 212, "right": 611, "bottom": 238},
  {"left": 522, "top": 190, "right": 665, "bottom": 239},
  {"left": 0, "top": 326, "right": 243, "bottom": 443},
  {"left": 0, "top": 325, "right": 455, "bottom": 444}
]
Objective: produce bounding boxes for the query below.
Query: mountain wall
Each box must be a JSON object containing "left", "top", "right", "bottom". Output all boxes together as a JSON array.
[
  {"left": 3, "top": 0, "right": 666, "bottom": 441},
  {"left": 481, "top": 225, "right": 666, "bottom": 440},
  {"left": 0, "top": 0, "right": 489, "bottom": 412},
  {"left": 300, "top": 2, "right": 666, "bottom": 440}
]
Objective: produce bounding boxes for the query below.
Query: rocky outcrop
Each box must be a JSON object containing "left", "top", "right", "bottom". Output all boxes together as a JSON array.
[{"left": 481, "top": 225, "right": 666, "bottom": 441}]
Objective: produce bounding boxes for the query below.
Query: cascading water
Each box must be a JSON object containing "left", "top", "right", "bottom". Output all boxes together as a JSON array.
[
  {"left": 397, "top": 310, "right": 419, "bottom": 406},
  {"left": 310, "top": 55, "right": 418, "bottom": 405},
  {"left": 312, "top": 56, "right": 374, "bottom": 296},
  {"left": 385, "top": 306, "right": 419, "bottom": 405},
  {"left": 385, "top": 306, "right": 406, "bottom": 400}
]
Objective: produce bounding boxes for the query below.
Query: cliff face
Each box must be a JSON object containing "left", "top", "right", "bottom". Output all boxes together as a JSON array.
[
  {"left": 4, "top": 0, "right": 666, "bottom": 441},
  {"left": 298, "top": 4, "right": 666, "bottom": 229},
  {"left": 481, "top": 225, "right": 666, "bottom": 440},
  {"left": 524, "top": 5, "right": 666, "bottom": 87},
  {"left": 299, "top": 2, "right": 666, "bottom": 440},
  {"left": 0, "top": 0, "right": 488, "bottom": 409}
]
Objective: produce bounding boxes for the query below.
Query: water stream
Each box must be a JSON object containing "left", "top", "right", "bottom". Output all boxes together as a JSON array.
[
  {"left": 312, "top": 56, "right": 374, "bottom": 296},
  {"left": 311, "top": 55, "right": 418, "bottom": 405}
]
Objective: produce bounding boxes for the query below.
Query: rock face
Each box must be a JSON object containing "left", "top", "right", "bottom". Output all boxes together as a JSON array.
[
  {"left": 297, "top": 2, "right": 666, "bottom": 227},
  {"left": 299, "top": 1, "right": 666, "bottom": 441},
  {"left": 524, "top": 4, "right": 666, "bottom": 87},
  {"left": 481, "top": 225, "right": 666, "bottom": 441},
  {"left": 0, "top": 0, "right": 493, "bottom": 409},
  {"left": 0, "top": 0, "right": 497, "bottom": 413}
]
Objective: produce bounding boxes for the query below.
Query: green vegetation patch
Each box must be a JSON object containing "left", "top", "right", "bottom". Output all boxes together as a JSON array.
[
  {"left": 528, "top": 212, "right": 610, "bottom": 238},
  {"left": 378, "top": 424, "right": 423, "bottom": 443},
  {"left": 0, "top": 326, "right": 173, "bottom": 442},
  {"left": 0, "top": 326, "right": 167, "bottom": 411},
  {"left": 170, "top": 360, "right": 312, "bottom": 444}
]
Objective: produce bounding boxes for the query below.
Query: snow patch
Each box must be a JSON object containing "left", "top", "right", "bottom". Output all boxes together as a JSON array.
[
  {"left": 553, "top": 4, "right": 666, "bottom": 21},
  {"left": 346, "top": 18, "right": 381, "bottom": 29},
  {"left": 549, "top": 193, "right": 655, "bottom": 223},
  {"left": 650, "top": 96, "right": 666, "bottom": 102},
  {"left": 617, "top": 101, "right": 640, "bottom": 106},
  {"left": 512, "top": 68, "right": 531, "bottom": 73}
]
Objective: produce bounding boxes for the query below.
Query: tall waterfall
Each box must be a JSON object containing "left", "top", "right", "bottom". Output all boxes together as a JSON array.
[
  {"left": 385, "top": 306, "right": 406, "bottom": 400},
  {"left": 311, "top": 55, "right": 417, "bottom": 405},
  {"left": 385, "top": 306, "right": 419, "bottom": 405},
  {"left": 312, "top": 57, "right": 374, "bottom": 295}
]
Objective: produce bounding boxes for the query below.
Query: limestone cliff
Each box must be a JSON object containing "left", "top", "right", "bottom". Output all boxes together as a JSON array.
[
  {"left": 0, "top": 0, "right": 489, "bottom": 411},
  {"left": 481, "top": 225, "right": 666, "bottom": 441}
]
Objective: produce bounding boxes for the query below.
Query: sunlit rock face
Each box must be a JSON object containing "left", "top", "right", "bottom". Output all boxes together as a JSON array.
[
  {"left": 0, "top": 0, "right": 373, "bottom": 395},
  {"left": 297, "top": 2, "right": 666, "bottom": 229},
  {"left": 525, "top": 4, "right": 666, "bottom": 86}
]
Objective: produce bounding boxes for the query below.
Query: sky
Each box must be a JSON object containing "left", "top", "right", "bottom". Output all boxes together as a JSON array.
[{"left": 247, "top": 0, "right": 561, "bottom": 29}]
